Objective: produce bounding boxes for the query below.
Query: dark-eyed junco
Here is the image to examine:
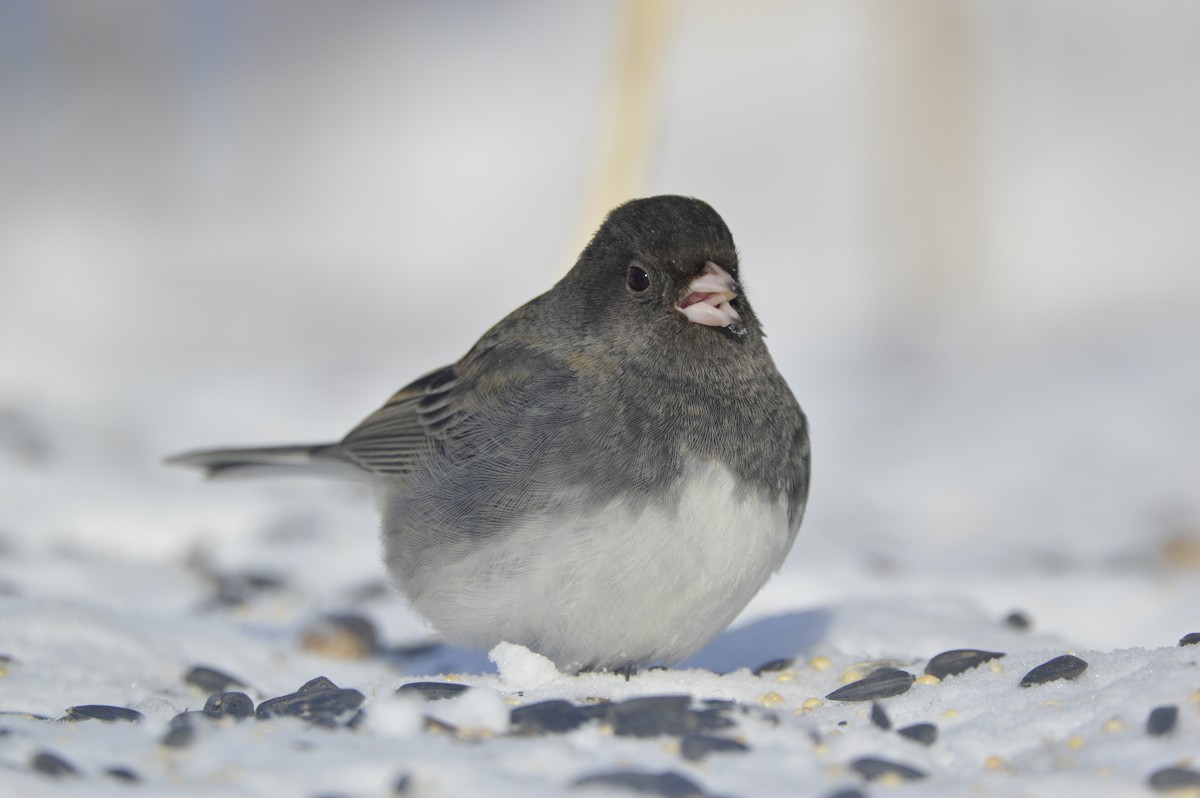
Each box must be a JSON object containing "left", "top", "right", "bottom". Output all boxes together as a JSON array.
[{"left": 169, "top": 195, "right": 810, "bottom": 672}]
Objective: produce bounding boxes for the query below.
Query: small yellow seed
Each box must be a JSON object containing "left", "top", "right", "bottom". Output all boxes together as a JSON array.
[
  {"left": 880, "top": 772, "right": 904, "bottom": 787},
  {"left": 443, "top": 674, "right": 462, "bottom": 683},
  {"left": 987, "top": 659, "right": 1006, "bottom": 674},
  {"left": 757, "top": 691, "right": 786, "bottom": 707},
  {"left": 985, "top": 755, "right": 1004, "bottom": 770},
  {"left": 1043, "top": 699, "right": 1062, "bottom": 709},
  {"left": 774, "top": 671, "right": 797, "bottom": 683},
  {"left": 942, "top": 709, "right": 960, "bottom": 720},
  {"left": 841, "top": 668, "right": 864, "bottom": 684},
  {"left": 799, "top": 697, "right": 824, "bottom": 712},
  {"left": 1103, "top": 718, "right": 1124, "bottom": 733},
  {"left": 915, "top": 674, "right": 941, "bottom": 686},
  {"left": 1067, "top": 735, "right": 1085, "bottom": 750},
  {"left": 810, "top": 656, "right": 833, "bottom": 671}
]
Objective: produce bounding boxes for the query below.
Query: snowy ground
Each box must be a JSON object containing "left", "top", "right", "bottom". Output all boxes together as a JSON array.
[
  {"left": 3, "top": 3, "right": 1200, "bottom": 797},
  {"left": 2, "top": 307, "right": 1198, "bottom": 797}
]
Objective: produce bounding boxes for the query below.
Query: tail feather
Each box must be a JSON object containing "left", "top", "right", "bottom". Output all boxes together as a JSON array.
[{"left": 164, "top": 443, "right": 363, "bottom": 480}]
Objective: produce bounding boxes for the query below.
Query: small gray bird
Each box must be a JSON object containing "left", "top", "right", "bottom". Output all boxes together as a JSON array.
[{"left": 169, "top": 195, "right": 809, "bottom": 672}]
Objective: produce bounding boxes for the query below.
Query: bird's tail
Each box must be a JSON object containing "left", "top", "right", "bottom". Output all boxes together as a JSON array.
[{"left": 164, "top": 443, "right": 362, "bottom": 480}]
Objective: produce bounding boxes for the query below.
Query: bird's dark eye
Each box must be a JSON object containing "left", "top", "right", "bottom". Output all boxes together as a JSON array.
[{"left": 627, "top": 266, "right": 650, "bottom": 292}]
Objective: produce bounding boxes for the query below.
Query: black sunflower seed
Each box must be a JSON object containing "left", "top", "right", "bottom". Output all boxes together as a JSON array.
[
  {"left": 898, "top": 722, "right": 938, "bottom": 745},
  {"left": 256, "top": 676, "right": 364, "bottom": 724},
  {"left": 204, "top": 691, "right": 255, "bottom": 720},
  {"left": 1003, "top": 611, "right": 1032, "bottom": 630},
  {"left": 1146, "top": 705, "right": 1178, "bottom": 737},
  {"left": 64, "top": 705, "right": 144, "bottom": 723},
  {"left": 396, "top": 682, "right": 470, "bottom": 701},
  {"left": 184, "top": 665, "right": 247, "bottom": 693},
  {"left": 870, "top": 702, "right": 891, "bottom": 730},
  {"left": 1149, "top": 766, "right": 1200, "bottom": 791},
  {"left": 925, "top": 649, "right": 1005, "bottom": 679},
  {"left": 510, "top": 700, "right": 589, "bottom": 735},
  {"left": 161, "top": 712, "right": 199, "bottom": 748},
  {"left": 1179, "top": 632, "right": 1200, "bottom": 647},
  {"left": 572, "top": 769, "right": 708, "bottom": 798},
  {"left": 1019, "top": 655, "right": 1088, "bottom": 687},
  {"left": 607, "top": 695, "right": 695, "bottom": 738},
  {"left": 753, "top": 657, "right": 794, "bottom": 676},
  {"left": 849, "top": 756, "right": 926, "bottom": 782},
  {"left": 679, "top": 734, "right": 749, "bottom": 761},
  {"left": 105, "top": 766, "right": 140, "bottom": 782},
  {"left": 826, "top": 668, "right": 915, "bottom": 701},
  {"left": 32, "top": 751, "right": 79, "bottom": 778}
]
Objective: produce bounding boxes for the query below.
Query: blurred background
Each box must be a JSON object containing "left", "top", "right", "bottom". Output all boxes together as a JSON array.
[{"left": 1, "top": 1, "right": 1198, "bottom": 646}]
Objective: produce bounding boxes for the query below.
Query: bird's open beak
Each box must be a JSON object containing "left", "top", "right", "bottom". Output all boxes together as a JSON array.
[{"left": 675, "top": 262, "right": 743, "bottom": 332}]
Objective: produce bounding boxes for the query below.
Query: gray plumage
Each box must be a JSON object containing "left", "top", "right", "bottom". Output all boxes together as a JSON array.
[{"left": 169, "top": 195, "right": 809, "bottom": 671}]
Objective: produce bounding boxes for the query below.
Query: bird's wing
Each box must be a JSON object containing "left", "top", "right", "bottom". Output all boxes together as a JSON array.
[{"left": 337, "top": 364, "right": 466, "bottom": 475}]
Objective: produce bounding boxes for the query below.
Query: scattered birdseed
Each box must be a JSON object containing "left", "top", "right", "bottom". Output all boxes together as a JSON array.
[
  {"left": 393, "top": 772, "right": 412, "bottom": 796},
  {"left": 915, "top": 674, "right": 940, "bottom": 686},
  {"left": 1179, "top": 632, "right": 1200, "bottom": 647},
  {"left": 826, "top": 668, "right": 915, "bottom": 702},
  {"left": 572, "top": 769, "right": 709, "bottom": 798},
  {"left": 898, "top": 722, "right": 938, "bottom": 745},
  {"left": 1103, "top": 718, "right": 1125, "bottom": 733},
  {"left": 924, "top": 649, "right": 1006, "bottom": 680},
  {"left": 870, "top": 702, "right": 891, "bottom": 730},
  {"left": 204, "top": 691, "right": 255, "bottom": 720},
  {"left": 799, "top": 698, "right": 824, "bottom": 713},
  {"left": 300, "top": 612, "right": 379, "bottom": 660},
  {"left": 1146, "top": 705, "right": 1178, "bottom": 737},
  {"left": 1020, "top": 654, "right": 1088, "bottom": 686},
  {"left": 510, "top": 700, "right": 589, "bottom": 735},
  {"left": 942, "top": 709, "right": 960, "bottom": 720},
  {"left": 396, "top": 682, "right": 471, "bottom": 701},
  {"left": 678, "top": 734, "right": 749, "bottom": 761},
  {"left": 757, "top": 691, "right": 785, "bottom": 707},
  {"left": 753, "top": 657, "right": 794, "bottom": 676},
  {"left": 64, "top": 705, "right": 144, "bottom": 723},
  {"left": 1148, "top": 766, "right": 1200, "bottom": 791},
  {"left": 256, "top": 675, "right": 365, "bottom": 726},
  {"left": 985, "top": 755, "right": 1005, "bottom": 770},
  {"left": 32, "top": 750, "right": 79, "bottom": 778},
  {"left": 1066, "top": 735, "right": 1085, "bottom": 749},
  {"left": 811, "top": 656, "right": 833, "bottom": 671},
  {"left": 848, "top": 756, "right": 926, "bottom": 782},
  {"left": 184, "top": 665, "right": 247, "bottom": 693}
]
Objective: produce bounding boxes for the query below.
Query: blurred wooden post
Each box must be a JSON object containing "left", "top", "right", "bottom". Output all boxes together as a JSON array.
[
  {"left": 866, "top": 0, "right": 983, "bottom": 333},
  {"left": 572, "top": 0, "right": 677, "bottom": 263}
]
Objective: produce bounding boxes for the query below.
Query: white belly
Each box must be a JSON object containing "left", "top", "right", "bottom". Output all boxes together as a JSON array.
[{"left": 386, "top": 459, "right": 796, "bottom": 671}]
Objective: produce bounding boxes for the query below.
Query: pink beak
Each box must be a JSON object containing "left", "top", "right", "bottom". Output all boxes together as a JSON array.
[{"left": 675, "top": 262, "right": 742, "bottom": 329}]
